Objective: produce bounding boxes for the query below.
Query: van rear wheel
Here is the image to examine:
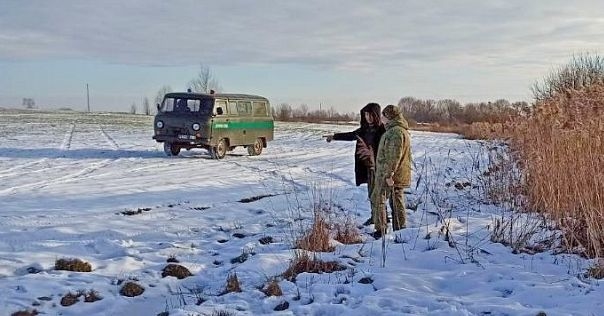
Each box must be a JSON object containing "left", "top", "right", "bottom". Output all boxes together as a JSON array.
[
  {"left": 164, "top": 142, "right": 180, "bottom": 156},
  {"left": 211, "top": 139, "right": 228, "bottom": 159},
  {"left": 247, "top": 138, "right": 263, "bottom": 156}
]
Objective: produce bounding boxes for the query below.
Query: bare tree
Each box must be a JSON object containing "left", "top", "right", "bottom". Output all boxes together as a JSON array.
[
  {"left": 22, "top": 98, "right": 35, "bottom": 109},
  {"left": 327, "top": 106, "right": 336, "bottom": 119},
  {"left": 275, "top": 103, "right": 292, "bottom": 121},
  {"left": 142, "top": 97, "right": 151, "bottom": 115},
  {"left": 512, "top": 101, "right": 531, "bottom": 116},
  {"left": 155, "top": 85, "right": 172, "bottom": 109},
  {"left": 292, "top": 103, "right": 309, "bottom": 119},
  {"left": 188, "top": 64, "right": 221, "bottom": 93},
  {"left": 130, "top": 102, "right": 137, "bottom": 114},
  {"left": 437, "top": 99, "right": 462, "bottom": 123}
]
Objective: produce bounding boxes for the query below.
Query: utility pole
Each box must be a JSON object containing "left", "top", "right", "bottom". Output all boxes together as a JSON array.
[{"left": 86, "top": 83, "right": 90, "bottom": 112}]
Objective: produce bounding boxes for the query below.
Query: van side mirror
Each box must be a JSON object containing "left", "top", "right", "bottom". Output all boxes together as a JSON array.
[
  {"left": 156, "top": 103, "right": 161, "bottom": 111},
  {"left": 216, "top": 107, "right": 224, "bottom": 115}
]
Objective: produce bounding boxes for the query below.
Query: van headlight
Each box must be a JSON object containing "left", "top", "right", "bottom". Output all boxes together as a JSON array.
[
  {"left": 156, "top": 121, "right": 164, "bottom": 128},
  {"left": 192, "top": 123, "right": 200, "bottom": 131}
]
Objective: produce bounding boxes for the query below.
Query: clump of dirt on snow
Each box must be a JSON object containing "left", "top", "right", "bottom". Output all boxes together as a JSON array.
[
  {"left": 10, "top": 309, "right": 39, "bottom": 316},
  {"left": 54, "top": 258, "right": 92, "bottom": 272},
  {"left": 161, "top": 264, "right": 193, "bottom": 279},
  {"left": 120, "top": 282, "right": 145, "bottom": 297},
  {"left": 60, "top": 292, "right": 79, "bottom": 306}
]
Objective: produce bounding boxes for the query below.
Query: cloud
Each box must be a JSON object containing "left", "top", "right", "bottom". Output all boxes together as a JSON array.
[{"left": 1, "top": 0, "right": 603, "bottom": 72}]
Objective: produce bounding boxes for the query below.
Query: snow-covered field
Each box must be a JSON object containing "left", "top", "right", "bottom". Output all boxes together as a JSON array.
[{"left": 0, "top": 111, "right": 601, "bottom": 316}]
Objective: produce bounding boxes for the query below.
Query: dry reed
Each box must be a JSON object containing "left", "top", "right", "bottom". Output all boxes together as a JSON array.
[{"left": 480, "top": 85, "right": 604, "bottom": 257}]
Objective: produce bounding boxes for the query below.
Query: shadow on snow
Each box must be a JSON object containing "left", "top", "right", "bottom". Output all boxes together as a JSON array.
[
  {"left": 0, "top": 147, "right": 164, "bottom": 159},
  {"left": 0, "top": 147, "right": 251, "bottom": 160}
]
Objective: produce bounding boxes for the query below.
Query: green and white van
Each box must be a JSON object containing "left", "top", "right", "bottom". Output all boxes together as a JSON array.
[{"left": 153, "top": 92, "right": 274, "bottom": 159}]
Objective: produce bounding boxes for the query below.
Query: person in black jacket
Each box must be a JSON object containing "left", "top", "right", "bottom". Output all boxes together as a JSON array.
[{"left": 325, "top": 102, "right": 386, "bottom": 225}]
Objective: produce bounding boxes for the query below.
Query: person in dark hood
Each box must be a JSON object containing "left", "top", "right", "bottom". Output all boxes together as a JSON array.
[{"left": 325, "top": 102, "right": 386, "bottom": 225}]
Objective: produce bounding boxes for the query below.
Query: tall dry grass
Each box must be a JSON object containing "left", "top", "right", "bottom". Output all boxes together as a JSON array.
[
  {"left": 508, "top": 85, "right": 603, "bottom": 257},
  {"left": 295, "top": 211, "right": 334, "bottom": 252}
]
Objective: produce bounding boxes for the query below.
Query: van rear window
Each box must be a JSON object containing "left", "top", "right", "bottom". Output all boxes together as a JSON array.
[
  {"left": 160, "top": 97, "right": 214, "bottom": 115},
  {"left": 253, "top": 101, "right": 267, "bottom": 116}
]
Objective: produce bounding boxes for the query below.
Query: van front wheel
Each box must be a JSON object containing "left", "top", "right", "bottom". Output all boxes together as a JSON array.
[
  {"left": 211, "top": 139, "right": 228, "bottom": 159},
  {"left": 164, "top": 142, "right": 180, "bottom": 156},
  {"left": 247, "top": 138, "right": 263, "bottom": 156}
]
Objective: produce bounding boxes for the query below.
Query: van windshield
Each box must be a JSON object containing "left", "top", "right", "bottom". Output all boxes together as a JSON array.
[{"left": 160, "top": 97, "right": 214, "bottom": 115}]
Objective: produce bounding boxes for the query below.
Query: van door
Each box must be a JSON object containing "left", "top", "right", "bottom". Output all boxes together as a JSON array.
[
  {"left": 211, "top": 99, "right": 228, "bottom": 145},
  {"left": 236, "top": 100, "right": 254, "bottom": 144},
  {"left": 251, "top": 100, "right": 272, "bottom": 142},
  {"left": 224, "top": 100, "right": 243, "bottom": 146}
]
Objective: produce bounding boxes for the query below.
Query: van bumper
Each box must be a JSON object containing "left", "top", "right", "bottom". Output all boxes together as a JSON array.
[{"left": 153, "top": 135, "right": 210, "bottom": 145}]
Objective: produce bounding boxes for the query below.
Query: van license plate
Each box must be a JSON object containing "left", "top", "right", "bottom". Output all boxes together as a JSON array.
[{"left": 178, "top": 134, "right": 194, "bottom": 140}]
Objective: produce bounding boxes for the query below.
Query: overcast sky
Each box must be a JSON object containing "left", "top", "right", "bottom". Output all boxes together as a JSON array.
[{"left": 1, "top": 0, "right": 603, "bottom": 112}]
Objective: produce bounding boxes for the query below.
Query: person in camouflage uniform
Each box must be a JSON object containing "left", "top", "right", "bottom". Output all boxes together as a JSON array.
[{"left": 370, "top": 104, "right": 412, "bottom": 238}]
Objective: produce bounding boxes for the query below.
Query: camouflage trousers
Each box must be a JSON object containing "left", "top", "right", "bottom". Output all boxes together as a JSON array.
[{"left": 370, "top": 185, "right": 406, "bottom": 233}]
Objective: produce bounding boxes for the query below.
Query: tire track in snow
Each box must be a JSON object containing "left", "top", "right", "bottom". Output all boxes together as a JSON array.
[
  {"left": 0, "top": 124, "right": 121, "bottom": 194},
  {"left": 0, "top": 159, "right": 117, "bottom": 194},
  {"left": 100, "top": 125, "right": 120, "bottom": 150},
  {"left": 226, "top": 150, "right": 354, "bottom": 194},
  {"left": 0, "top": 123, "right": 75, "bottom": 179},
  {"left": 61, "top": 123, "right": 76, "bottom": 150},
  {"left": 29, "top": 125, "right": 123, "bottom": 189}
]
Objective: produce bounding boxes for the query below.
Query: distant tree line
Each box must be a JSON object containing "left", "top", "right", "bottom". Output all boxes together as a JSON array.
[
  {"left": 271, "top": 98, "right": 531, "bottom": 125},
  {"left": 397, "top": 97, "right": 531, "bottom": 125},
  {"left": 272, "top": 103, "right": 358, "bottom": 123}
]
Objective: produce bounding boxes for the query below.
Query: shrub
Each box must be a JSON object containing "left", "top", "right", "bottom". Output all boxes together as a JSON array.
[
  {"left": 295, "top": 211, "right": 334, "bottom": 252},
  {"left": 532, "top": 53, "right": 604, "bottom": 101},
  {"left": 262, "top": 279, "right": 283, "bottom": 297},
  {"left": 224, "top": 272, "right": 241, "bottom": 294},
  {"left": 586, "top": 260, "right": 604, "bottom": 279},
  {"left": 333, "top": 219, "right": 362, "bottom": 244},
  {"left": 282, "top": 251, "right": 345, "bottom": 282}
]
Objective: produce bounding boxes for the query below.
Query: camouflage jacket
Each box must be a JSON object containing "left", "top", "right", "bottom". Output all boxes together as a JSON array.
[{"left": 375, "top": 117, "right": 412, "bottom": 188}]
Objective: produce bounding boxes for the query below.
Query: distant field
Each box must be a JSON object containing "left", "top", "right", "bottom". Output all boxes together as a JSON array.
[{"left": 0, "top": 109, "right": 154, "bottom": 127}]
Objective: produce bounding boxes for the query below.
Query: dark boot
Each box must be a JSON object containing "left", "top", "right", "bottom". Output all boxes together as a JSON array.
[{"left": 370, "top": 230, "right": 383, "bottom": 239}]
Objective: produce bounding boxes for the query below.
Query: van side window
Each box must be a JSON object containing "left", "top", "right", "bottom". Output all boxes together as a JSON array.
[
  {"left": 228, "top": 101, "right": 238, "bottom": 116},
  {"left": 215, "top": 100, "right": 227, "bottom": 116},
  {"left": 237, "top": 101, "right": 252, "bottom": 116},
  {"left": 252, "top": 101, "right": 267, "bottom": 116}
]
